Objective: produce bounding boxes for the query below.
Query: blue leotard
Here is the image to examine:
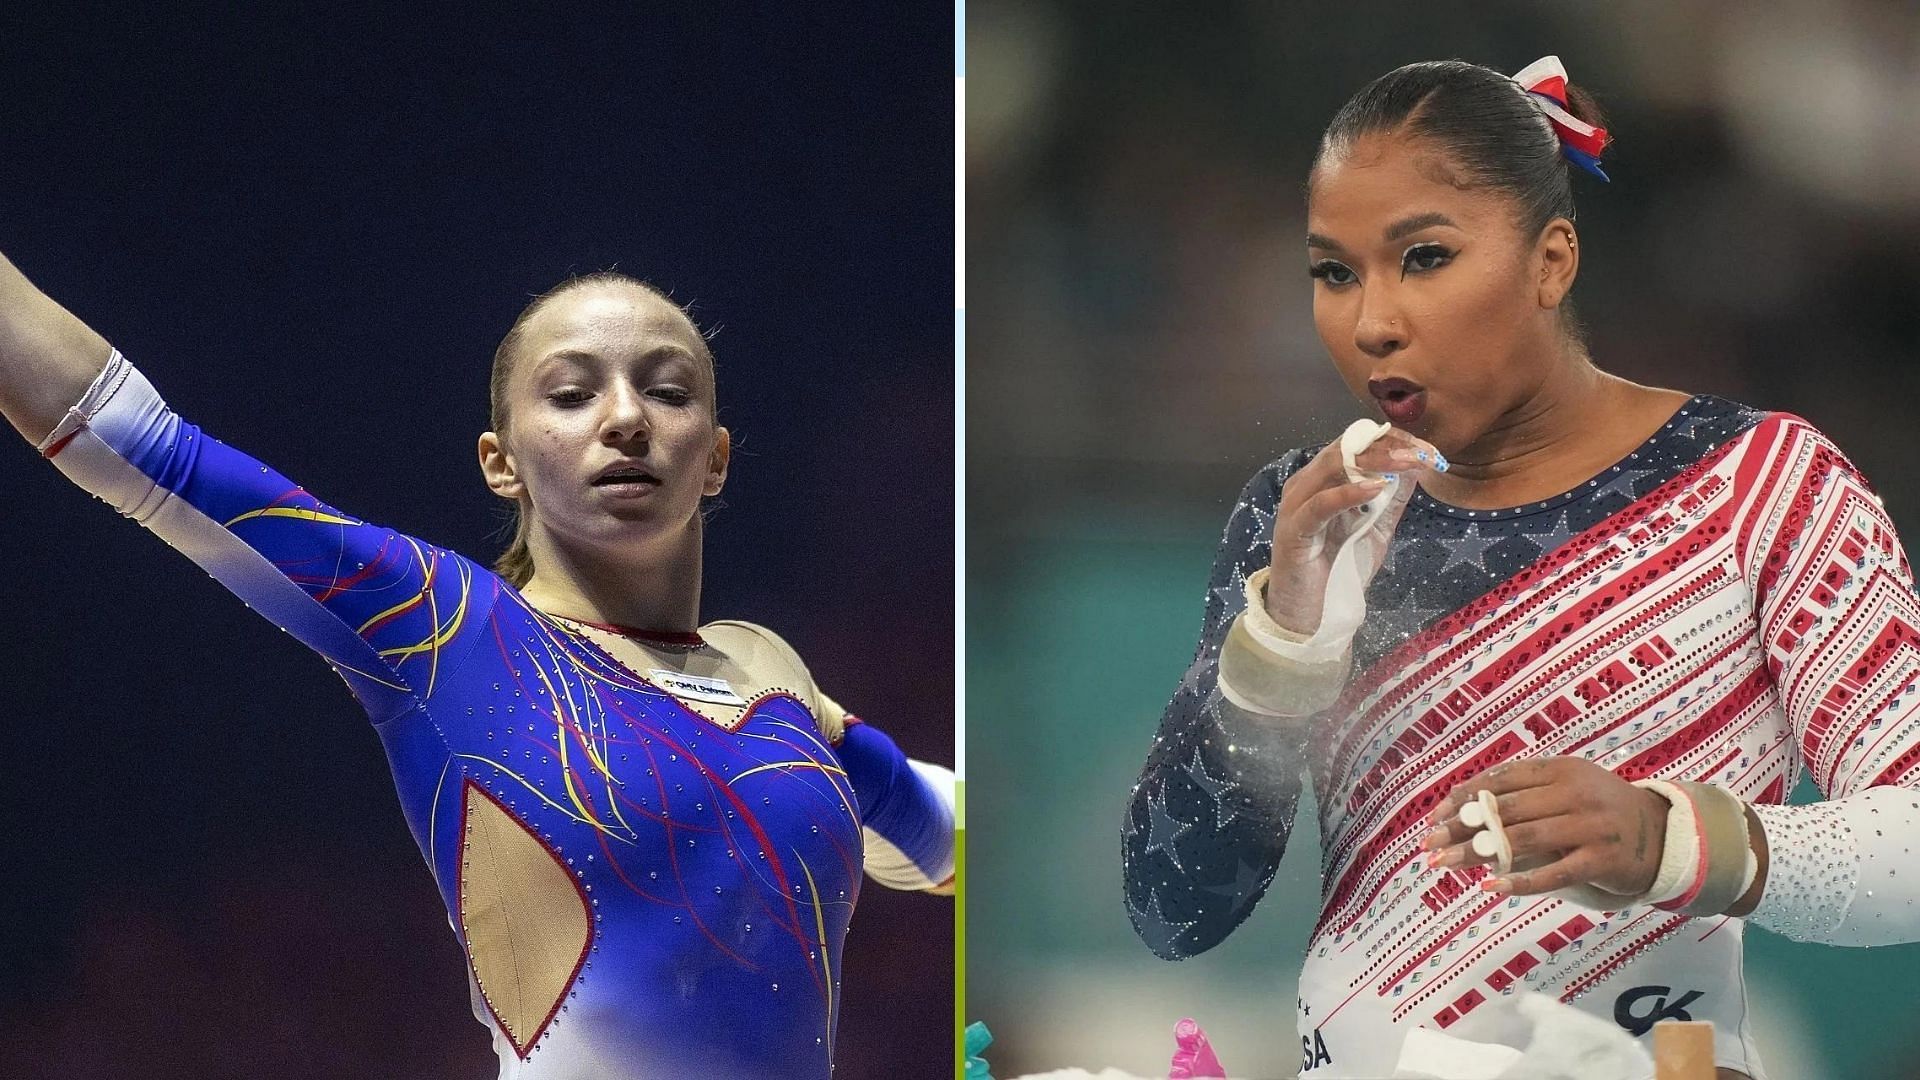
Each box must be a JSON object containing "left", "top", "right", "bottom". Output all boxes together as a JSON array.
[{"left": 38, "top": 351, "right": 954, "bottom": 1079}]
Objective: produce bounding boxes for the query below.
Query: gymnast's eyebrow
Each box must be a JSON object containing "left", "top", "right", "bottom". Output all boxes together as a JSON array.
[
  {"left": 532, "top": 346, "right": 697, "bottom": 374},
  {"left": 1384, "top": 212, "right": 1457, "bottom": 242},
  {"left": 1308, "top": 213, "right": 1457, "bottom": 252}
]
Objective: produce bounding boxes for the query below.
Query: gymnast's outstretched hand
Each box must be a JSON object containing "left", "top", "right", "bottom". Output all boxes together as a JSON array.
[{"left": 1417, "top": 757, "right": 1670, "bottom": 897}]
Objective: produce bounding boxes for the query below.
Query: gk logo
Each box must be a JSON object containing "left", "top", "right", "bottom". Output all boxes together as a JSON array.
[{"left": 1613, "top": 984, "right": 1704, "bottom": 1036}]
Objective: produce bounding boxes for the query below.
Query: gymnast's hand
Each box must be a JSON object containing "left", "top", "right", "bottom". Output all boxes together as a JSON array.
[
  {"left": 1265, "top": 426, "right": 1440, "bottom": 635},
  {"left": 1418, "top": 758, "right": 1670, "bottom": 897}
]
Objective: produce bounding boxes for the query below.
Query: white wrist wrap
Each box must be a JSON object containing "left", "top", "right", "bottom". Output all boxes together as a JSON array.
[
  {"left": 1633, "top": 779, "right": 1705, "bottom": 907},
  {"left": 1216, "top": 568, "right": 1351, "bottom": 717}
]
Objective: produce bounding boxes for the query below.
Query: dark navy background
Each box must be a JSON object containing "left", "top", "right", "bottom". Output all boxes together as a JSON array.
[{"left": 0, "top": 6, "right": 952, "bottom": 1077}]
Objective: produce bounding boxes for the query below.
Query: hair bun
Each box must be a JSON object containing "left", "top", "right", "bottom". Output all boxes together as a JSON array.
[
  {"left": 1560, "top": 83, "right": 1607, "bottom": 135},
  {"left": 1511, "top": 56, "right": 1611, "bottom": 180}
]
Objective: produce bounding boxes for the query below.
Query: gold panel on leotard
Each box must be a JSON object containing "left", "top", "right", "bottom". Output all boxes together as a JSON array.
[
  {"left": 565, "top": 617, "right": 847, "bottom": 742},
  {"left": 459, "top": 780, "right": 593, "bottom": 1058}
]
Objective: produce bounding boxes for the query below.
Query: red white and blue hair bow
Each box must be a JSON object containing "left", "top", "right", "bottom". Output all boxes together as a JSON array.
[{"left": 1512, "top": 55, "right": 1610, "bottom": 181}]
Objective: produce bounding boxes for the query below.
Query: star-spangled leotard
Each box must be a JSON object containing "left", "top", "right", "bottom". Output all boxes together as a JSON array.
[
  {"left": 1125, "top": 393, "right": 1920, "bottom": 1079},
  {"left": 40, "top": 351, "right": 954, "bottom": 1079}
]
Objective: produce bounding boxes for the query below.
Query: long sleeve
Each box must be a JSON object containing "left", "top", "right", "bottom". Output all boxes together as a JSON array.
[
  {"left": 37, "top": 350, "right": 486, "bottom": 721},
  {"left": 1123, "top": 453, "right": 1315, "bottom": 959},
  {"left": 1736, "top": 414, "right": 1920, "bottom": 944},
  {"left": 835, "top": 718, "right": 957, "bottom": 893}
]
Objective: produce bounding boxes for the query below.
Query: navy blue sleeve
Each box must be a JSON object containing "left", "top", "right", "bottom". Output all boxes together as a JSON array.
[{"left": 1122, "top": 452, "right": 1315, "bottom": 959}]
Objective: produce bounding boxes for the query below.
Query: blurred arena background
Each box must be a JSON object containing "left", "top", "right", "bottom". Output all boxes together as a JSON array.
[
  {"left": 0, "top": 6, "right": 951, "bottom": 1078},
  {"left": 966, "top": 1, "right": 1920, "bottom": 1076}
]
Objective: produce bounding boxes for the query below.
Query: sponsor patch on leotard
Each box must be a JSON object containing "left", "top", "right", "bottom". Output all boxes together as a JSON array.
[{"left": 648, "top": 669, "right": 748, "bottom": 706}]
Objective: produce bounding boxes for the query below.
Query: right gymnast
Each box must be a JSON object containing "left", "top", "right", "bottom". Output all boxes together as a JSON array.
[
  {"left": 0, "top": 260, "right": 954, "bottom": 1078},
  {"left": 1122, "top": 56, "right": 1920, "bottom": 1079}
]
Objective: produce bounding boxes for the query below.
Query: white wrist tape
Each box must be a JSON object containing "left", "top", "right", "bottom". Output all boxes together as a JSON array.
[
  {"left": 1644, "top": 781, "right": 1755, "bottom": 916},
  {"left": 1222, "top": 421, "right": 1407, "bottom": 669},
  {"left": 1633, "top": 779, "right": 1704, "bottom": 907},
  {"left": 1298, "top": 418, "right": 1395, "bottom": 562},
  {"left": 1216, "top": 567, "right": 1352, "bottom": 717},
  {"left": 35, "top": 349, "right": 131, "bottom": 456}
]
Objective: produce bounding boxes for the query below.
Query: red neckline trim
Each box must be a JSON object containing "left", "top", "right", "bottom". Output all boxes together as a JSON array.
[{"left": 560, "top": 616, "right": 706, "bottom": 648}]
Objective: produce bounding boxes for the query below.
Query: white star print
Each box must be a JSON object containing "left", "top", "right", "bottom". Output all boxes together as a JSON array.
[
  {"left": 1531, "top": 507, "right": 1576, "bottom": 552},
  {"left": 1185, "top": 743, "right": 1242, "bottom": 828},
  {"left": 1129, "top": 886, "right": 1198, "bottom": 956},
  {"left": 1210, "top": 562, "right": 1250, "bottom": 628},
  {"left": 1245, "top": 500, "right": 1276, "bottom": 546},
  {"left": 1143, "top": 788, "right": 1195, "bottom": 871},
  {"left": 1202, "top": 857, "right": 1266, "bottom": 902},
  {"left": 1437, "top": 520, "right": 1501, "bottom": 576}
]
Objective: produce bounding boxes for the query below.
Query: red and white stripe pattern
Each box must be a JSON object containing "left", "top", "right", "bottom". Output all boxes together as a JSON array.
[{"left": 1292, "top": 414, "right": 1920, "bottom": 1077}]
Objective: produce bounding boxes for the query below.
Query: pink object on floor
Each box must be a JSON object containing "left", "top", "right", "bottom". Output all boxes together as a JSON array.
[{"left": 1168, "top": 1018, "right": 1227, "bottom": 1079}]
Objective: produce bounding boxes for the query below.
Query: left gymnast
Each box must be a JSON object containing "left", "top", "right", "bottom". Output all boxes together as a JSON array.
[{"left": 0, "top": 254, "right": 955, "bottom": 1079}]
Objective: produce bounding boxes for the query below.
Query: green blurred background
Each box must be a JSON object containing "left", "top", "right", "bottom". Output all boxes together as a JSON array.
[{"left": 966, "top": 2, "right": 1920, "bottom": 1077}]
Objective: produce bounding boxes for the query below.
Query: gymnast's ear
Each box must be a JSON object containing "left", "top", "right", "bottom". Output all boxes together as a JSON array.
[
  {"left": 479, "top": 430, "right": 524, "bottom": 498},
  {"left": 1534, "top": 217, "right": 1579, "bottom": 311},
  {"left": 705, "top": 426, "right": 731, "bottom": 497}
]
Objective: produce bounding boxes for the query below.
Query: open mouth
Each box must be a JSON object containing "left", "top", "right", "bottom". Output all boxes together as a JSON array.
[
  {"left": 592, "top": 466, "right": 661, "bottom": 488},
  {"left": 1368, "top": 378, "right": 1428, "bottom": 424},
  {"left": 1368, "top": 377, "right": 1425, "bottom": 402}
]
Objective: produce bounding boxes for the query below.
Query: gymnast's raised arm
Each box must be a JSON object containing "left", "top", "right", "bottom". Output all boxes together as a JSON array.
[{"left": 0, "top": 246, "right": 483, "bottom": 719}]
